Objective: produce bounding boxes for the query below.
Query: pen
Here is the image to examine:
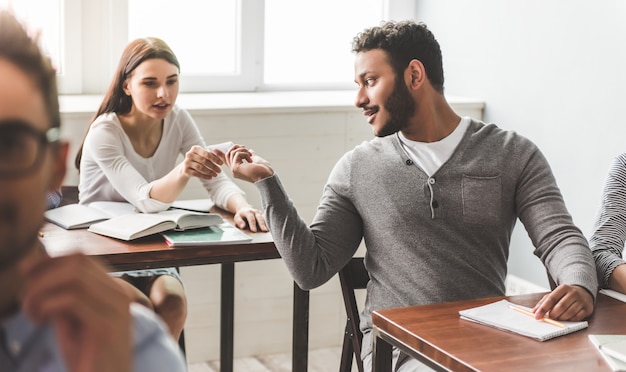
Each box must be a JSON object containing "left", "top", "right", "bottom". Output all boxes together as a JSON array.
[{"left": 508, "top": 304, "right": 566, "bottom": 328}]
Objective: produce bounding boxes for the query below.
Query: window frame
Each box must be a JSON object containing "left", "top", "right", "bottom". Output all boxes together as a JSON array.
[{"left": 57, "top": 0, "right": 415, "bottom": 95}]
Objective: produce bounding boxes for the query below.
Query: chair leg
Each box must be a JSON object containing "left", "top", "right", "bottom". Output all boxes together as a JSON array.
[
  {"left": 339, "top": 321, "right": 354, "bottom": 372},
  {"left": 174, "top": 267, "right": 187, "bottom": 360},
  {"left": 353, "top": 336, "right": 364, "bottom": 372}
]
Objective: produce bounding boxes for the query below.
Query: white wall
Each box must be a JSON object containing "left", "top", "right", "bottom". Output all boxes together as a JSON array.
[{"left": 414, "top": 0, "right": 626, "bottom": 287}]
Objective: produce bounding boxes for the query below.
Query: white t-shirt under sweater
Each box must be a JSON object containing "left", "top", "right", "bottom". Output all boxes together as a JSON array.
[
  {"left": 78, "top": 105, "right": 244, "bottom": 213},
  {"left": 398, "top": 116, "right": 470, "bottom": 176}
]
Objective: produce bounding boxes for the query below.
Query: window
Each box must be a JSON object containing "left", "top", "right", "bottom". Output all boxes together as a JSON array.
[
  {"left": 263, "top": 0, "right": 387, "bottom": 89},
  {"left": 127, "top": 0, "right": 261, "bottom": 92},
  {"left": 0, "top": 0, "right": 61, "bottom": 66},
  {"left": 8, "top": 0, "right": 415, "bottom": 94},
  {"left": 0, "top": 0, "right": 78, "bottom": 92},
  {"left": 129, "top": 1, "right": 240, "bottom": 77}
]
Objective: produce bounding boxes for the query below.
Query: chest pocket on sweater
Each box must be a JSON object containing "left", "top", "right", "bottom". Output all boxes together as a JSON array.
[{"left": 462, "top": 175, "right": 501, "bottom": 226}]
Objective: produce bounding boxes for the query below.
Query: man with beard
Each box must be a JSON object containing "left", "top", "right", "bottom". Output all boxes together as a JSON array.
[
  {"left": 225, "top": 20, "right": 597, "bottom": 370},
  {"left": 0, "top": 10, "right": 186, "bottom": 372}
]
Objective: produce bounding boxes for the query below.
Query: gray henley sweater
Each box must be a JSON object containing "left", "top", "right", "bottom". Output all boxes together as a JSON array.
[{"left": 256, "top": 119, "right": 597, "bottom": 350}]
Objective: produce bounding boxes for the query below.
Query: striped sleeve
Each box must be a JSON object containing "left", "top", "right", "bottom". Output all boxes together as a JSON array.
[{"left": 590, "top": 153, "right": 626, "bottom": 288}]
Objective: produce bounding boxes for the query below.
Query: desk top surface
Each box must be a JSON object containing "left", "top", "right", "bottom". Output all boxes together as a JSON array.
[
  {"left": 373, "top": 292, "right": 625, "bottom": 372},
  {"left": 41, "top": 211, "right": 277, "bottom": 270}
]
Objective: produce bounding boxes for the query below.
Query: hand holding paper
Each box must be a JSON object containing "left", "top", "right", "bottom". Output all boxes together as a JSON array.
[{"left": 207, "top": 141, "right": 234, "bottom": 154}]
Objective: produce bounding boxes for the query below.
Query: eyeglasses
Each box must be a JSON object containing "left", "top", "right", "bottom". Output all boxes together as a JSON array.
[{"left": 0, "top": 120, "right": 60, "bottom": 178}]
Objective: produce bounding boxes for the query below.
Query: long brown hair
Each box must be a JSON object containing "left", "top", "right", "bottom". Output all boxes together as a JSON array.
[{"left": 74, "top": 37, "right": 180, "bottom": 169}]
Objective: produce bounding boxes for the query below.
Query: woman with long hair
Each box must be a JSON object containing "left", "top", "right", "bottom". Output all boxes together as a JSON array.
[{"left": 75, "top": 37, "right": 267, "bottom": 340}]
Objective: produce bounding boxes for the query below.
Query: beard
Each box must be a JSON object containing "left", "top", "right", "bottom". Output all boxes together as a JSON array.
[{"left": 376, "top": 77, "right": 416, "bottom": 137}]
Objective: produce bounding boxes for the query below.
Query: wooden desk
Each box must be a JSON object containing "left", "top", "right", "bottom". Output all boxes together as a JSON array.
[
  {"left": 41, "top": 219, "right": 309, "bottom": 372},
  {"left": 372, "top": 292, "right": 626, "bottom": 372}
]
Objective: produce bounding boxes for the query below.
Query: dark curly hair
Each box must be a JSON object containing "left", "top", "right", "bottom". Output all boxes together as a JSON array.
[{"left": 352, "top": 20, "right": 444, "bottom": 93}]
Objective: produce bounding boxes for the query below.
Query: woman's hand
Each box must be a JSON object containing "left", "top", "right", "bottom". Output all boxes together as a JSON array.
[
  {"left": 181, "top": 145, "right": 224, "bottom": 180},
  {"left": 233, "top": 205, "right": 268, "bottom": 232}
]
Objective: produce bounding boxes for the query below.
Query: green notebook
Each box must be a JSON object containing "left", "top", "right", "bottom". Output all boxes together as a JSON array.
[{"left": 162, "top": 225, "right": 251, "bottom": 247}]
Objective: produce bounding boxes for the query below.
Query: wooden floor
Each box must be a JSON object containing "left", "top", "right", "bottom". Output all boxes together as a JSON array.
[{"left": 188, "top": 347, "right": 358, "bottom": 372}]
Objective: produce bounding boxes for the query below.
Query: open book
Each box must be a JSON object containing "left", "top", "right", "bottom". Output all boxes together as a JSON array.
[
  {"left": 459, "top": 299, "right": 588, "bottom": 341},
  {"left": 162, "top": 224, "right": 252, "bottom": 247},
  {"left": 88, "top": 208, "right": 224, "bottom": 241},
  {"left": 589, "top": 335, "right": 626, "bottom": 371},
  {"left": 44, "top": 202, "right": 136, "bottom": 229}
]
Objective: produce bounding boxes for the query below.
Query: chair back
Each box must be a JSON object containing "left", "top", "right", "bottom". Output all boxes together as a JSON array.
[{"left": 60, "top": 185, "right": 79, "bottom": 206}]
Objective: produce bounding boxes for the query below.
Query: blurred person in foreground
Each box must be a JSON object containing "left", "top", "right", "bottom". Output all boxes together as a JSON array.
[{"left": 0, "top": 9, "right": 186, "bottom": 372}]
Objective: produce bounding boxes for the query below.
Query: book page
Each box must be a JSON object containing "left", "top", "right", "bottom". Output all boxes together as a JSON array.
[
  {"left": 171, "top": 199, "right": 215, "bottom": 213},
  {"left": 602, "top": 339, "right": 626, "bottom": 364},
  {"left": 158, "top": 209, "right": 223, "bottom": 230},
  {"left": 87, "top": 201, "right": 137, "bottom": 218},
  {"left": 589, "top": 334, "right": 626, "bottom": 371},
  {"left": 88, "top": 213, "right": 176, "bottom": 240}
]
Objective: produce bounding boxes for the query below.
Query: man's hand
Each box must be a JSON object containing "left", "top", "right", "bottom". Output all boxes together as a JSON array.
[
  {"left": 224, "top": 145, "right": 274, "bottom": 183},
  {"left": 532, "top": 284, "right": 594, "bottom": 321},
  {"left": 19, "top": 254, "right": 132, "bottom": 372}
]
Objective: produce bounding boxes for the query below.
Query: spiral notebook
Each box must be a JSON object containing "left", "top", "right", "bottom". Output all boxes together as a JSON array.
[{"left": 459, "top": 299, "right": 588, "bottom": 341}]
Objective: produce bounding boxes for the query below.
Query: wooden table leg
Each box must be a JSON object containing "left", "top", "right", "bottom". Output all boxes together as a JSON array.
[
  {"left": 292, "top": 283, "right": 309, "bottom": 371},
  {"left": 221, "top": 263, "right": 235, "bottom": 372},
  {"left": 372, "top": 328, "right": 392, "bottom": 372}
]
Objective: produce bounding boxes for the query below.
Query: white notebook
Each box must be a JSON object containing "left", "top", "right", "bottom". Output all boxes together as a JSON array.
[
  {"left": 44, "top": 202, "right": 136, "bottom": 229},
  {"left": 459, "top": 299, "right": 588, "bottom": 341}
]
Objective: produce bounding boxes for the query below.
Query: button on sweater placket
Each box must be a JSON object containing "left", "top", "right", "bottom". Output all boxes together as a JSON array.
[{"left": 427, "top": 177, "right": 437, "bottom": 218}]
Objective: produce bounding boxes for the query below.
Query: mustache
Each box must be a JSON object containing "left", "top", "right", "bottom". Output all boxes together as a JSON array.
[{"left": 359, "top": 104, "right": 379, "bottom": 112}]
